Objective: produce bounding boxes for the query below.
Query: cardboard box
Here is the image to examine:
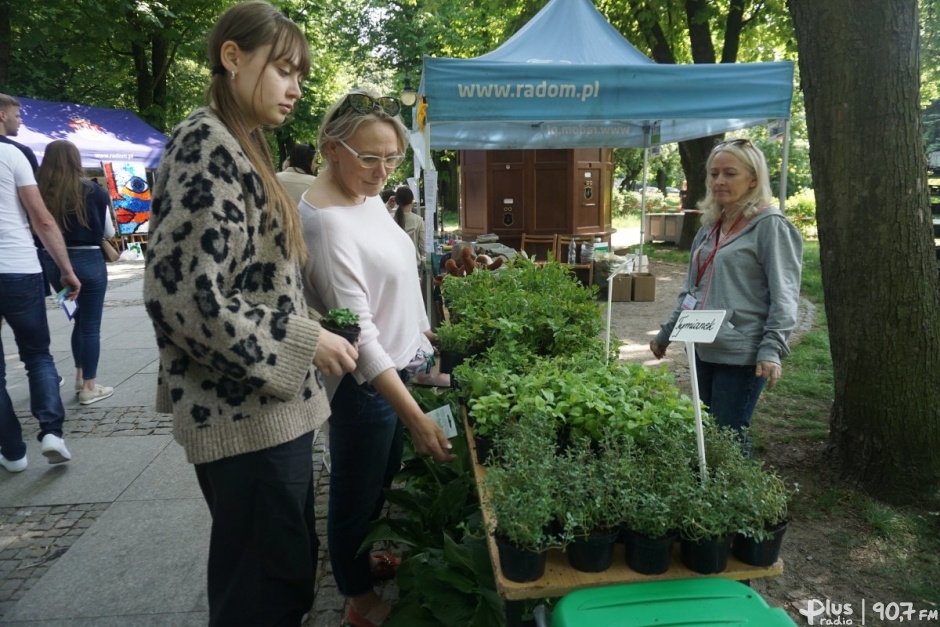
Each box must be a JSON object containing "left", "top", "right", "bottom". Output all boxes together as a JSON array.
[
  {"left": 631, "top": 272, "right": 656, "bottom": 302},
  {"left": 610, "top": 274, "right": 632, "bottom": 302}
]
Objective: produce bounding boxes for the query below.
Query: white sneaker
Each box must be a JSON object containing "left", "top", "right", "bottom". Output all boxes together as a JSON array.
[
  {"left": 0, "top": 453, "right": 28, "bottom": 473},
  {"left": 40, "top": 434, "right": 72, "bottom": 464},
  {"left": 75, "top": 379, "right": 84, "bottom": 394},
  {"left": 78, "top": 385, "right": 114, "bottom": 405}
]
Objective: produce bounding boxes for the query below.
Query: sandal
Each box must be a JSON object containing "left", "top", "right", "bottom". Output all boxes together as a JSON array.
[
  {"left": 346, "top": 601, "right": 392, "bottom": 627},
  {"left": 370, "top": 552, "right": 401, "bottom": 581}
]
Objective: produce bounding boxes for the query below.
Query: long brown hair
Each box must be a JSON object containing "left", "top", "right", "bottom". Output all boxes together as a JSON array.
[
  {"left": 36, "top": 140, "right": 87, "bottom": 229},
  {"left": 206, "top": 1, "right": 311, "bottom": 262}
]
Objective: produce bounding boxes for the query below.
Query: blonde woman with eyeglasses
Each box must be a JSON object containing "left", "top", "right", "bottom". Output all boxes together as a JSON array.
[
  {"left": 299, "top": 89, "right": 455, "bottom": 627},
  {"left": 650, "top": 138, "right": 803, "bottom": 454}
]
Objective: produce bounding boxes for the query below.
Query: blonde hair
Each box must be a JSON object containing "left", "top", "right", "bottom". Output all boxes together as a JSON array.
[
  {"left": 317, "top": 89, "right": 408, "bottom": 175},
  {"left": 37, "top": 140, "right": 88, "bottom": 230},
  {"left": 698, "top": 140, "right": 775, "bottom": 226},
  {"left": 206, "top": 1, "right": 311, "bottom": 262}
]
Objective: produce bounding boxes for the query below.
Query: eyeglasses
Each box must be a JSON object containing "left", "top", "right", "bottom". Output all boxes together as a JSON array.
[
  {"left": 334, "top": 94, "right": 402, "bottom": 119},
  {"left": 338, "top": 140, "right": 405, "bottom": 170}
]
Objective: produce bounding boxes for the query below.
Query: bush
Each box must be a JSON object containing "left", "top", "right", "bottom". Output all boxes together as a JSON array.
[
  {"left": 612, "top": 189, "right": 666, "bottom": 218},
  {"left": 785, "top": 187, "right": 817, "bottom": 239}
]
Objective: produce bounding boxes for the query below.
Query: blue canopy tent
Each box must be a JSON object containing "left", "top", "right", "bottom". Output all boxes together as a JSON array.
[
  {"left": 412, "top": 0, "right": 795, "bottom": 251},
  {"left": 14, "top": 97, "right": 167, "bottom": 169}
]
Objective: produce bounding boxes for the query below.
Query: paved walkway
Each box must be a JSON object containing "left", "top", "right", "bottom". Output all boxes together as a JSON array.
[{"left": 0, "top": 262, "right": 344, "bottom": 626}]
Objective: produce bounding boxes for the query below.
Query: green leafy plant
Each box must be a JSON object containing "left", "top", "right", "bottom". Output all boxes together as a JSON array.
[{"left": 321, "top": 307, "right": 359, "bottom": 328}]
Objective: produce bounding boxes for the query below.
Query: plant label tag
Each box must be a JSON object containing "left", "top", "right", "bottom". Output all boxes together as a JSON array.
[
  {"left": 669, "top": 309, "right": 726, "bottom": 343},
  {"left": 56, "top": 287, "right": 78, "bottom": 320},
  {"left": 427, "top": 405, "right": 458, "bottom": 439}
]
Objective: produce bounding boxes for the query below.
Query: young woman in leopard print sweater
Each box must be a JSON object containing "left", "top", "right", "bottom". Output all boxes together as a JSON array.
[{"left": 142, "top": 3, "right": 357, "bottom": 625}]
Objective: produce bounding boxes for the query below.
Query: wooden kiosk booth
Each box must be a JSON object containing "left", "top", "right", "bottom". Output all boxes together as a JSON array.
[{"left": 459, "top": 148, "right": 614, "bottom": 251}]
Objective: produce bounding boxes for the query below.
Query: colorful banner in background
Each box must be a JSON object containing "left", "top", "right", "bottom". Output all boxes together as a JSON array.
[{"left": 102, "top": 161, "right": 151, "bottom": 236}]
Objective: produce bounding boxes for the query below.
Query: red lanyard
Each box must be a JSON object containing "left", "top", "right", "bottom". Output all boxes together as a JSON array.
[{"left": 694, "top": 213, "right": 745, "bottom": 288}]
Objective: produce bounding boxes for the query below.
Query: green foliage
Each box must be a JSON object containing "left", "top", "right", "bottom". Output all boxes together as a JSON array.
[
  {"left": 784, "top": 187, "right": 817, "bottom": 236},
  {"left": 613, "top": 190, "right": 667, "bottom": 218},
  {"left": 321, "top": 308, "right": 360, "bottom": 328},
  {"left": 483, "top": 416, "right": 558, "bottom": 550},
  {"left": 440, "top": 257, "right": 605, "bottom": 361}
]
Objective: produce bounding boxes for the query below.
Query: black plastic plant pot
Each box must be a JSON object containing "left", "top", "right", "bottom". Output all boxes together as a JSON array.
[
  {"left": 320, "top": 321, "right": 360, "bottom": 345},
  {"left": 732, "top": 521, "right": 788, "bottom": 567},
  {"left": 438, "top": 349, "right": 468, "bottom": 374},
  {"left": 474, "top": 434, "right": 494, "bottom": 465},
  {"left": 680, "top": 534, "right": 733, "bottom": 574},
  {"left": 495, "top": 536, "right": 547, "bottom": 583},
  {"left": 567, "top": 530, "right": 618, "bottom": 573},
  {"left": 623, "top": 529, "right": 677, "bottom": 575}
]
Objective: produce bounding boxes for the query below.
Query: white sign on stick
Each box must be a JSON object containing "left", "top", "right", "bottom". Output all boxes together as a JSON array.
[{"left": 669, "top": 310, "right": 727, "bottom": 344}]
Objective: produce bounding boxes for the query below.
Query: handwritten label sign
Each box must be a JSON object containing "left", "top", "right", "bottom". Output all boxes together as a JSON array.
[{"left": 669, "top": 310, "right": 727, "bottom": 344}]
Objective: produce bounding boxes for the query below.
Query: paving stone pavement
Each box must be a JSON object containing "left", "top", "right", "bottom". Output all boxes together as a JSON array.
[{"left": 0, "top": 260, "right": 413, "bottom": 626}]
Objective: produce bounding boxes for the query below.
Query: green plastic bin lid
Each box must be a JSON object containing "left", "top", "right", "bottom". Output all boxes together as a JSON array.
[{"left": 551, "top": 579, "right": 797, "bottom": 627}]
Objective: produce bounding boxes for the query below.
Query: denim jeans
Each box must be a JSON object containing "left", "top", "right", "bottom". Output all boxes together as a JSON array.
[
  {"left": 694, "top": 355, "right": 766, "bottom": 455},
  {"left": 195, "top": 431, "right": 318, "bottom": 627},
  {"left": 41, "top": 248, "right": 108, "bottom": 380},
  {"left": 0, "top": 272, "right": 65, "bottom": 462},
  {"left": 327, "top": 373, "right": 404, "bottom": 597}
]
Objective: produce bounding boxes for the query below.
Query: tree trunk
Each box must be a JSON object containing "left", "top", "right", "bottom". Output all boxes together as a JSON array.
[
  {"left": 676, "top": 135, "right": 720, "bottom": 249},
  {"left": 789, "top": 0, "right": 940, "bottom": 503}
]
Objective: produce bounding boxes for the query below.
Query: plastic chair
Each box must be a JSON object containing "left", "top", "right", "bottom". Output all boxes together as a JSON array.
[
  {"left": 555, "top": 235, "right": 595, "bottom": 286},
  {"left": 520, "top": 233, "right": 558, "bottom": 263}
]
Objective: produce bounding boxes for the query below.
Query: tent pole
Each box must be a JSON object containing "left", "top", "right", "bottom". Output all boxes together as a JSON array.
[
  {"left": 638, "top": 126, "right": 651, "bottom": 270},
  {"left": 778, "top": 119, "right": 791, "bottom": 212}
]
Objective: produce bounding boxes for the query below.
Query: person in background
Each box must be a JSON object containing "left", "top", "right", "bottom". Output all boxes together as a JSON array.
[
  {"left": 277, "top": 140, "right": 317, "bottom": 204},
  {"left": 0, "top": 93, "right": 39, "bottom": 172},
  {"left": 300, "top": 89, "right": 455, "bottom": 627},
  {"left": 142, "top": 3, "right": 358, "bottom": 625},
  {"left": 393, "top": 185, "right": 426, "bottom": 272},
  {"left": 37, "top": 140, "right": 115, "bottom": 405},
  {"left": 379, "top": 187, "right": 397, "bottom": 216},
  {"left": 0, "top": 143, "right": 80, "bottom": 473},
  {"left": 649, "top": 139, "right": 802, "bottom": 453}
]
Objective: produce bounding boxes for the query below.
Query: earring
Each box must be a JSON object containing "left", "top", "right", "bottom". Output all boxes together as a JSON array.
[{"left": 230, "top": 70, "right": 236, "bottom": 81}]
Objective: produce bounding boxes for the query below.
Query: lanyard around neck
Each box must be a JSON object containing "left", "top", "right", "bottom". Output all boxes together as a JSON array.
[{"left": 694, "top": 212, "right": 745, "bottom": 288}]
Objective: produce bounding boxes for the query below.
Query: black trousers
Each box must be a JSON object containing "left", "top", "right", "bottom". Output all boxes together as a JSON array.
[{"left": 195, "top": 431, "right": 318, "bottom": 627}]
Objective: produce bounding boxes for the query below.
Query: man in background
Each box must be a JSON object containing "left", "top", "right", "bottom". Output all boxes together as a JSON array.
[
  {"left": 0, "top": 94, "right": 39, "bottom": 172},
  {"left": 0, "top": 142, "right": 80, "bottom": 473}
]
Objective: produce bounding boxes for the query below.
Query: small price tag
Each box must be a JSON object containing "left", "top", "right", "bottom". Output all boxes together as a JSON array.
[{"left": 427, "top": 405, "right": 458, "bottom": 439}]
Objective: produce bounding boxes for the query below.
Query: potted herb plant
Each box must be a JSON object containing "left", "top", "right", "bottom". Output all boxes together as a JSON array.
[
  {"left": 483, "top": 417, "right": 558, "bottom": 582},
  {"left": 320, "top": 308, "right": 360, "bottom": 344},
  {"left": 620, "top": 430, "right": 692, "bottom": 574},
  {"left": 730, "top": 463, "right": 791, "bottom": 567},
  {"left": 554, "top": 434, "right": 628, "bottom": 573}
]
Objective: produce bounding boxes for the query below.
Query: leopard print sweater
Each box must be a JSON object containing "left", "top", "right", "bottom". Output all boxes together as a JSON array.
[{"left": 143, "top": 108, "right": 329, "bottom": 464}]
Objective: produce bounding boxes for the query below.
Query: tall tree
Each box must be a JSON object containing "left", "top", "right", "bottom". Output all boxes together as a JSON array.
[{"left": 789, "top": 0, "right": 940, "bottom": 503}]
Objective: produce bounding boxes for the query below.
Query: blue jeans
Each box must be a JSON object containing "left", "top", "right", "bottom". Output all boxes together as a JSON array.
[
  {"left": 327, "top": 373, "right": 404, "bottom": 597},
  {"left": 0, "top": 272, "right": 65, "bottom": 462},
  {"left": 695, "top": 355, "right": 766, "bottom": 454},
  {"left": 41, "top": 249, "right": 108, "bottom": 380}
]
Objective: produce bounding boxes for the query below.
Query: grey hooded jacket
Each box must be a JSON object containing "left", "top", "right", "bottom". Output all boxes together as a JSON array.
[{"left": 654, "top": 207, "right": 803, "bottom": 365}]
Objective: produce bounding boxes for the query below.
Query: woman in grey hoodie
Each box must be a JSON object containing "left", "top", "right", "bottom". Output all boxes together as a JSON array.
[{"left": 650, "top": 139, "right": 802, "bottom": 447}]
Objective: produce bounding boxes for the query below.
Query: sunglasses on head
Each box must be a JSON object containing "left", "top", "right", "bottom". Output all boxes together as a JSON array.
[
  {"left": 716, "top": 138, "right": 753, "bottom": 149},
  {"left": 334, "top": 93, "right": 402, "bottom": 119}
]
